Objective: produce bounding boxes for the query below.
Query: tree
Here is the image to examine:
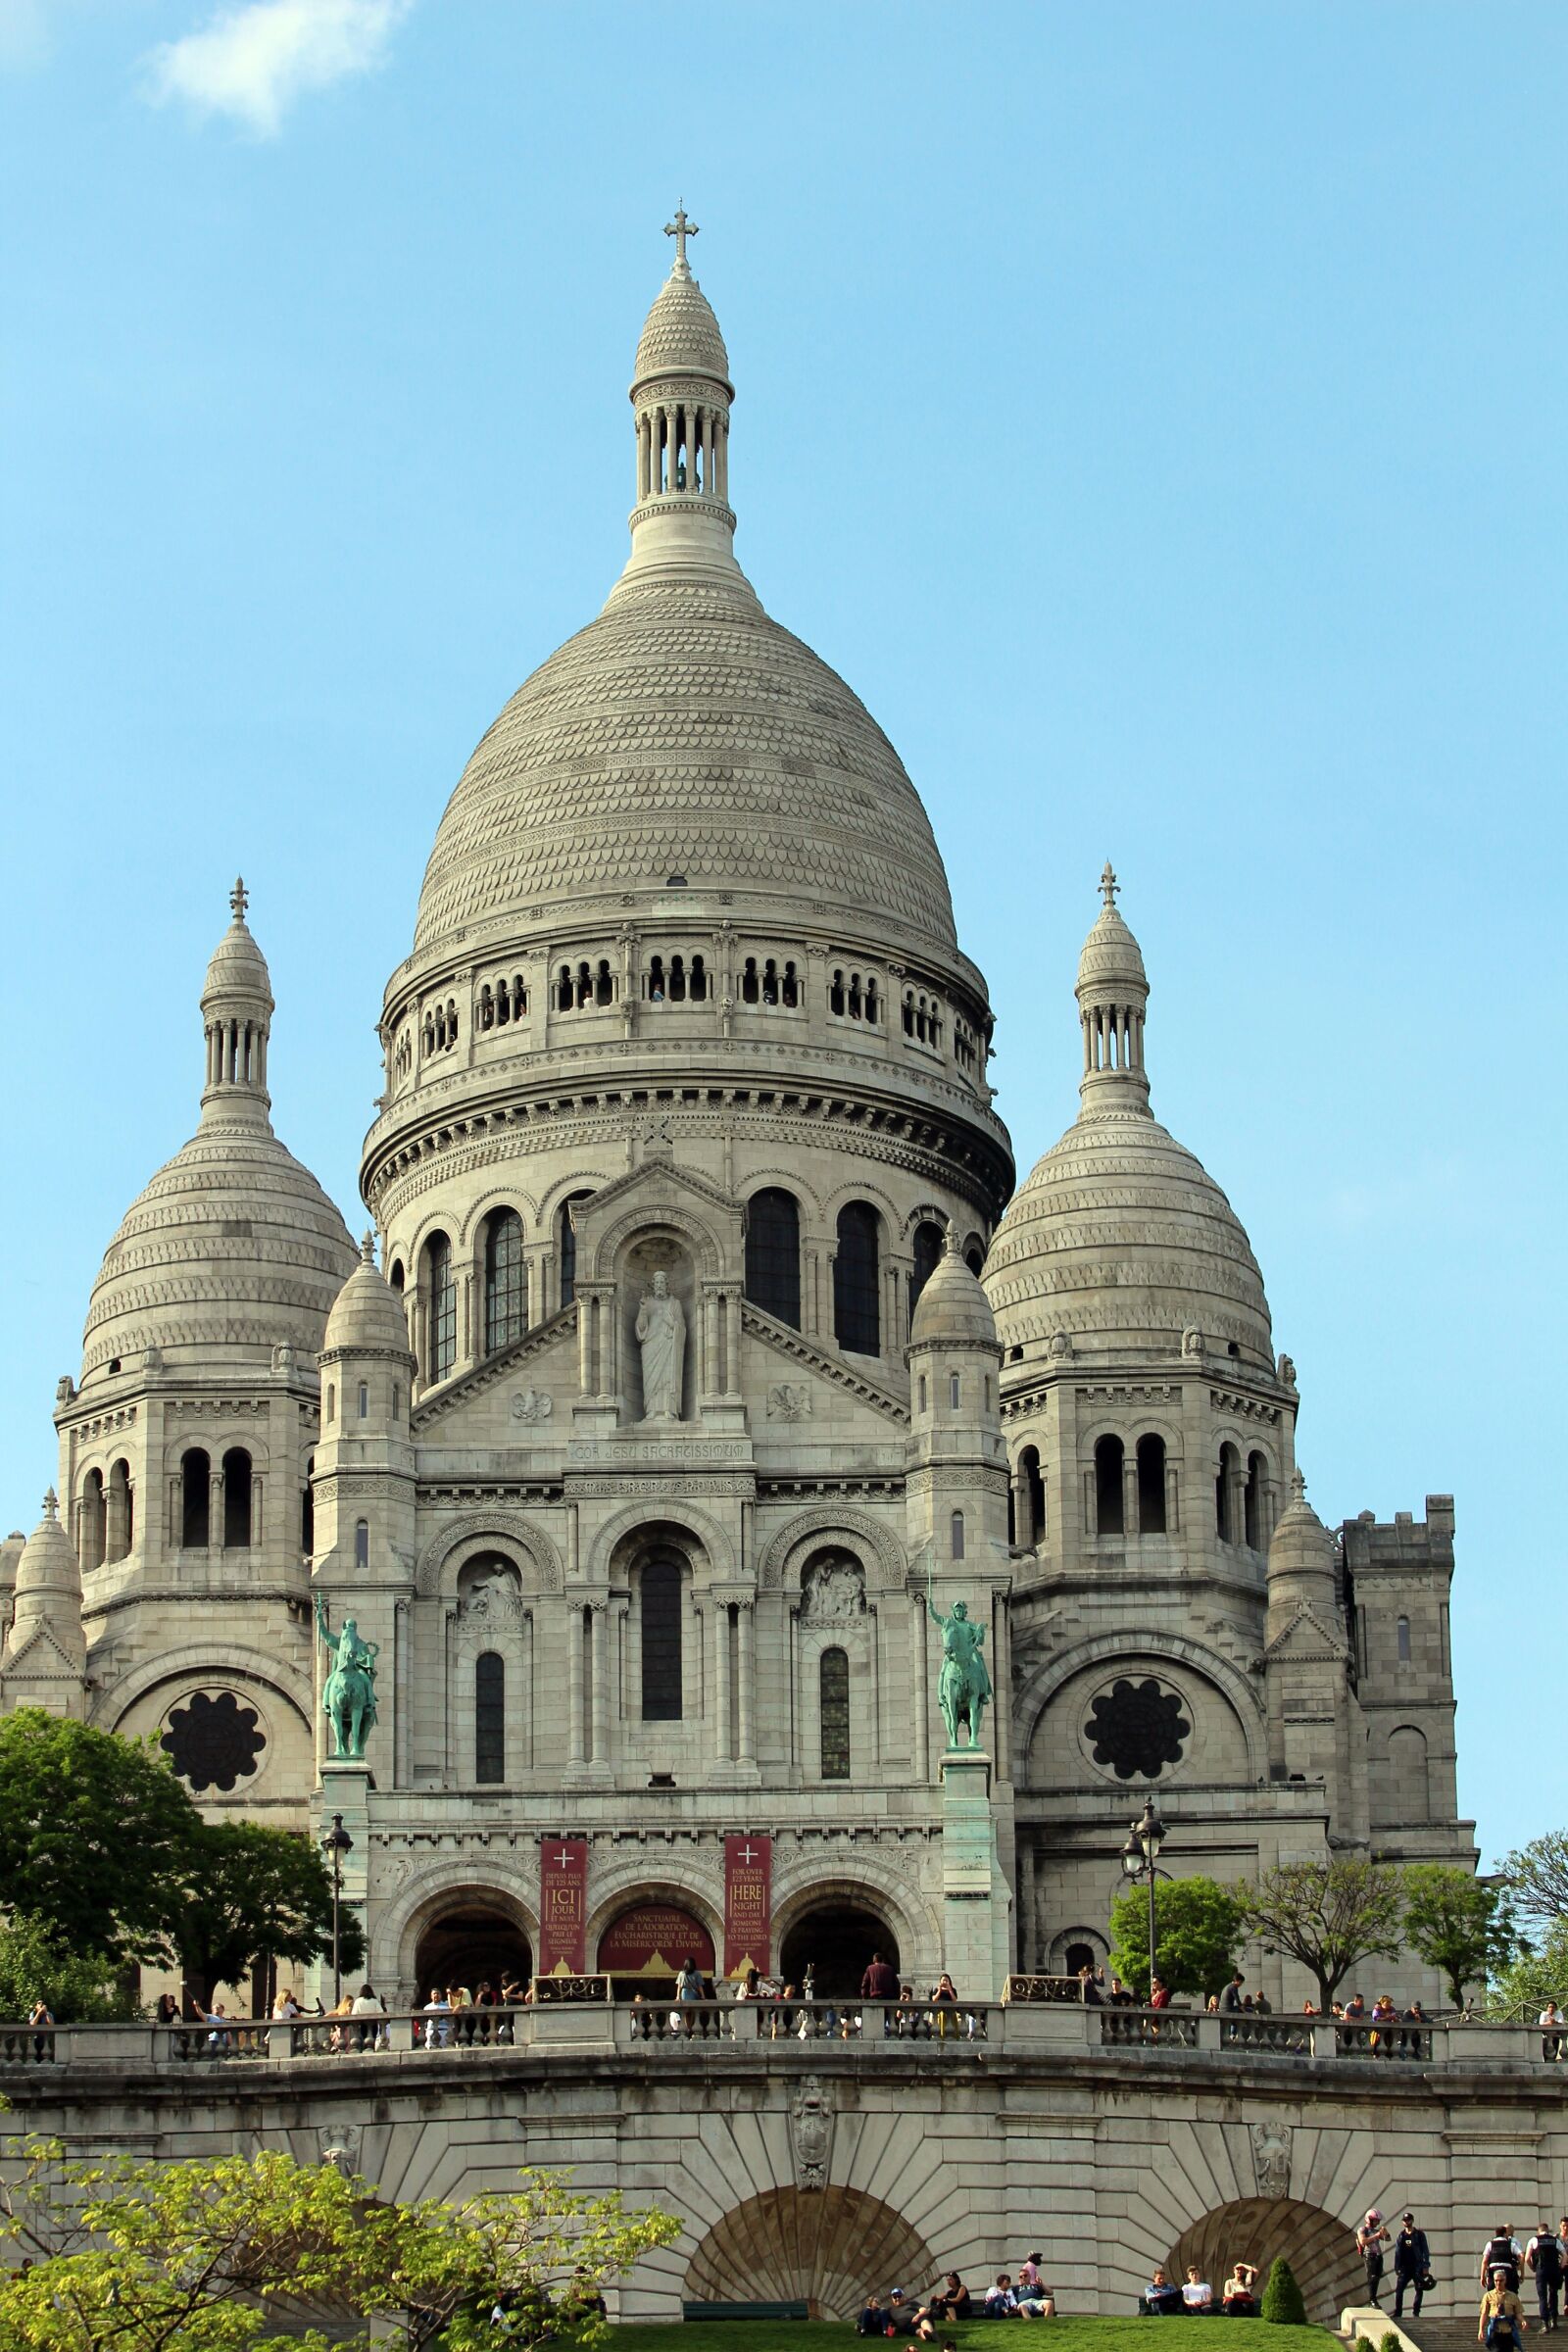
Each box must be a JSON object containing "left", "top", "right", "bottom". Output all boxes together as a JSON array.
[
  {"left": 1238, "top": 1857, "right": 1405, "bottom": 2011},
  {"left": 1485, "top": 1916, "right": 1568, "bottom": 2021},
  {"left": 0, "top": 2140, "right": 681, "bottom": 2352},
  {"left": 0, "top": 1710, "right": 197, "bottom": 1966},
  {"left": 1107, "top": 1874, "right": 1246, "bottom": 1999},
  {"left": 170, "top": 1824, "right": 365, "bottom": 2010},
  {"left": 1402, "top": 1865, "right": 1517, "bottom": 2009},
  {"left": 0, "top": 1917, "right": 137, "bottom": 2026},
  {"left": 1260, "top": 2256, "right": 1307, "bottom": 2326},
  {"left": 1499, "top": 1831, "right": 1568, "bottom": 1932}
]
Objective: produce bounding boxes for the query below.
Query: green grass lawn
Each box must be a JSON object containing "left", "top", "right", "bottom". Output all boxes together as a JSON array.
[{"left": 609, "top": 2325, "right": 1336, "bottom": 2352}]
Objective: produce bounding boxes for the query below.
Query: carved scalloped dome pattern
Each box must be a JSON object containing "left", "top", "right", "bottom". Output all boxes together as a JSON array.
[
  {"left": 635, "top": 271, "right": 730, "bottom": 381},
  {"left": 984, "top": 1109, "right": 1272, "bottom": 1364},
  {"left": 412, "top": 581, "right": 957, "bottom": 958},
  {"left": 83, "top": 1123, "right": 358, "bottom": 1379}
]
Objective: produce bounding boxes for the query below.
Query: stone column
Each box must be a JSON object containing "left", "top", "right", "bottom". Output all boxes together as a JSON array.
[
  {"left": 1016, "top": 1838, "right": 1035, "bottom": 1972},
  {"left": 910, "top": 1593, "right": 929, "bottom": 1783},
  {"left": 1122, "top": 1452, "right": 1139, "bottom": 1539},
  {"left": 567, "top": 1604, "right": 585, "bottom": 1765},
  {"left": 737, "top": 1598, "right": 755, "bottom": 1765},
  {"left": 714, "top": 1603, "right": 732, "bottom": 1763},
  {"left": 208, "top": 1466, "right": 222, "bottom": 1551},
  {"left": 703, "top": 1290, "right": 720, "bottom": 1397},
  {"left": 1165, "top": 1460, "right": 1181, "bottom": 1536},
  {"left": 577, "top": 1293, "right": 593, "bottom": 1394},
  {"left": 590, "top": 1602, "right": 609, "bottom": 1766},
  {"left": 250, "top": 1470, "right": 264, "bottom": 1548},
  {"left": 991, "top": 1593, "right": 1012, "bottom": 1784},
  {"left": 724, "top": 1291, "right": 741, "bottom": 1395}
]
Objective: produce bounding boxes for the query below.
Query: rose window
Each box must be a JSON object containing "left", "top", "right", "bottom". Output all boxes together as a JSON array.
[
  {"left": 1085, "top": 1677, "right": 1191, "bottom": 1781},
  {"left": 161, "top": 1690, "right": 267, "bottom": 1793}
]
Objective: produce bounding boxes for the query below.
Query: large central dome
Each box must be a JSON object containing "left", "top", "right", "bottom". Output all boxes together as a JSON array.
[
  {"left": 410, "top": 233, "right": 957, "bottom": 968},
  {"left": 413, "top": 580, "right": 957, "bottom": 958}
]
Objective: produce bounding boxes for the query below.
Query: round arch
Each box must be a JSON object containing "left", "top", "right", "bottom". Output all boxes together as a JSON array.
[
  {"left": 1167, "top": 2197, "right": 1361, "bottom": 2328},
  {"left": 456, "top": 1182, "right": 543, "bottom": 1249},
  {"left": 99, "top": 1646, "right": 313, "bottom": 1738},
  {"left": 535, "top": 1170, "right": 609, "bottom": 1233},
  {"left": 584, "top": 1878, "right": 724, "bottom": 1965},
  {"left": 377, "top": 1869, "right": 538, "bottom": 2000},
  {"left": 769, "top": 1862, "right": 935, "bottom": 1986},
  {"left": 685, "top": 2186, "right": 935, "bottom": 2321},
  {"left": 759, "top": 1507, "right": 906, "bottom": 1593},
  {"left": 416, "top": 1512, "right": 563, "bottom": 1598},
  {"left": 583, "top": 1201, "right": 727, "bottom": 1287},
  {"left": 589, "top": 1500, "right": 736, "bottom": 1583},
  {"left": 738, "top": 1167, "right": 825, "bottom": 1222},
  {"left": 1015, "top": 1631, "right": 1267, "bottom": 1783}
]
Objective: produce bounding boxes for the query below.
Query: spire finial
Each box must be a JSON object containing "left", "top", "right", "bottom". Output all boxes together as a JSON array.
[
  {"left": 43, "top": 1488, "right": 58, "bottom": 1520},
  {"left": 230, "top": 875, "right": 249, "bottom": 922},
  {"left": 1100, "top": 860, "right": 1119, "bottom": 908},
  {"left": 1290, "top": 1467, "right": 1307, "bottom": 1504},
  {"left": 361, "top": 1230, "right": 375, "bottom": 1266},
  {"left": 664, "top": 203, "right": 698, "bottom": 272}
]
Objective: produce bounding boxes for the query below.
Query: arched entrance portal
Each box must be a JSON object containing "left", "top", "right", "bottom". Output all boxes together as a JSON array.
[
  {"left": 686, "top": 2185, "right": 934, "bottom": 2320},
  {"left": 779, "top": 1902, "right": 898, "bottom": 2001},
  {"left": 597, "top": 1902, "right": 714, "bottom": 2000},
  {"left": 413, "top": 1905, "right": 532, "bottom": 1997},
  {"left": 1167, "top": 2197, "right": 1362, "bottom": 2328}
]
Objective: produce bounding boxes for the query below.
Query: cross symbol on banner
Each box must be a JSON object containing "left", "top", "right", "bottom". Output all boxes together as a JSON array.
[
  {"left": 737, "top": 1842, "right": 760, "bottom": 1868},
  {"left": 550, "top": 1847, "right": 573, "bottom": 1869}
]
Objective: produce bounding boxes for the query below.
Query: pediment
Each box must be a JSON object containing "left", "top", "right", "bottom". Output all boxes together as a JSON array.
[
  {"left": 741, "top": 1301, "right": 910, "bottom": 1431},
  {"left": 0, "top": 1624, "right": 85, "bottom": 1683},
  {"left": 1263, "top": 1601, "right": 1351, "bottom": 1665},
  {"left": 412, "top": 1307, "right": 577, "bottom": 1436},
  {"left": 573, "top": 1153, "right": 744, "bottom": 1286}
]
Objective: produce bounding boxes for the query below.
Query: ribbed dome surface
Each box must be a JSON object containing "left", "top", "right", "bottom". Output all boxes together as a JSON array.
[
  {"left": 323, "top": 1241, "right": 414, "bottom": 1357},
  {"left": 83, "top": 1121, "right": 358, "bottom": 1382},
  {"left": 635, "top": 268, "right": 730, "bottom": 383},
  {"left": 910, "top": 1246, "right": 999, "bottom": 1348},
  {"left": 1077, "top": 901, "right": 1148, "bottom": 998},
  {"left": 203, "top": 914, "right": 271, "bottom": 1003},
  {"left": 984, "top": 1106, "right": 1273, "bottom": 1367},
  {"left": 412, "top": 578, "right": 958, "bottom": 957}
]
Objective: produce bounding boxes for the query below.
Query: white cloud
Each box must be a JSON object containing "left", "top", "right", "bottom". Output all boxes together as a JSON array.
[
  {"left": 145, "top": 0, "right": 413, "bottom": 135},
  {"left": 0, "top": 0, "right": 60, "bottom": 71}
]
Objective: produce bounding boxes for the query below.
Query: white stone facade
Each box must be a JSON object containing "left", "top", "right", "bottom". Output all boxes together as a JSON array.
[{"left": 1, "top": 231, "right": 1473, "bottom": 2017}]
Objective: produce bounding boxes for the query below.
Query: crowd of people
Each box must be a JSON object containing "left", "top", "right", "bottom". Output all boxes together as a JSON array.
[
  {"left": 632, "top": 1954, "right": 983, "bottom": 2041},
  {"left": 1141, "top": 2262, "right": 1262, "bottom": 2316},
  {"left": 857, "top": 2263, "right": 1056, "bottom": 2335},
  {"left": 1468, "top": 2222, "right": 1568, "bottom": 2347}
]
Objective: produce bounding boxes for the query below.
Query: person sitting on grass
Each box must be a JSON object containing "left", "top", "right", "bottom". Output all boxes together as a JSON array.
[
  {"left": 857, "top": 2293, "right": 888, "bottom": 2335},
  {"left": 924, "top": 2273, "right": 972, "bottom": 2324},
  {"left": 985, "top": 2275, "right": 1020, "bottom": 2317},
  {"left": 885, "top": 2289, "right": 920, "bottom": 2335},
  {"left": 1145, "top": 2268, "right": 1184, "bottom": 2315},
  {"left": 1221, "top": 2263, "right": 1259, "bottom": 2316},
  {"left": 1183, "top": 2268, "right": 1213, "bottom": 2312}
]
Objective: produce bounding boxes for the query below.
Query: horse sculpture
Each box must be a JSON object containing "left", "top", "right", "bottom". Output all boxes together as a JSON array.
[
  {"left": 316, "top": 1593, "right": 379, "bottom": 1761},
  {"left": 927, "top": 1586, "right": 993, "bottom": 1750}
]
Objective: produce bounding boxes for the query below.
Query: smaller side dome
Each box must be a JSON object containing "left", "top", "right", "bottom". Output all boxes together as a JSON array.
[
  {"left": 1265, "top": 1471, "right": 1340, "bottom": 1629},
  {"left": 7, "top": 1490, "right": 85, "bottom": 1667},
  {"left": 321, "top": 1234, "right": 415, "bottom": 1358},
  {"left": 910, "top": 1231, "right": 1000, "bottom": 1351}
]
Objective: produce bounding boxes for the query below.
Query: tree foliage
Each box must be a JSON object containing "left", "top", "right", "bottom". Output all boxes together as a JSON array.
[
  {"left": 0, "top": 1917, "right": 136, "bottom": 2026},
  {"left": 1499, "top": 1831, "right": 1568, "bottom": 1933},
  {"left": 1238, "top": 1857, "right": 1405, "bottom": 2010},
  {"left": 1402, "top": 1864, "right": 1517, "bottom": 2008},
  {"left": 170, "top": 1823, "right": 364, "bottom": 2009},
  {"left": 1107, "top": 1874, "right": 1246, "bottom": 1999},
  {"left": 0, "top": 1710, "right": 195, "bottom": 1966},
  {"left": 1485, "top": 1915, "right": 1568, "bottom": 2020},
  {"left": 0, "top": 2139, "right": 681, "bottom": 2352},
  {"left": 1260, "top": 2256, "right": 1307, "bottom": 2326}
]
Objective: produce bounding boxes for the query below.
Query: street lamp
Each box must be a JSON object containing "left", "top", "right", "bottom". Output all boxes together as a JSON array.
[
  {"left": 1119, "top": 1798, "right": 1169, "bottom": 2002},
  {"left": 321, "top": 1813, "right": 354, "bottom": 2006}
]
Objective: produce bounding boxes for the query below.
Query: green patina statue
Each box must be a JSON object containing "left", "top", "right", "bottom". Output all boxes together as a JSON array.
[
  {"left": 316, "top": 1593, "right": 379, "bottom": 1761},
  {"left": 927, "top": 1576, "right": 993, "bottom": 1751}
]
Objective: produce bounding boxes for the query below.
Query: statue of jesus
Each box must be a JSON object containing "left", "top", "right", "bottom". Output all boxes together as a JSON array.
[{"left": 636, "top": 1270, "right": 686, "bottom": 1420}]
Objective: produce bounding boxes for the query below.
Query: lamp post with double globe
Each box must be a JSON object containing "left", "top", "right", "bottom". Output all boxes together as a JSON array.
[
  {"left": 321, "top": 1813, "right": 354, "bottom": 2006},
  {"left": 1119, "top": 1798, "right": 1170, "bottom": 2000}
]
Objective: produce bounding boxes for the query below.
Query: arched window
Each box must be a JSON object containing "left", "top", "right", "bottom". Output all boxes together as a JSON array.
[
  {"left": 1064, "top": 1939, "right": 1096, "bottom": 1979},
  {"left": 325, "top": 1384, "right": 336, "bottom": 1424},
  {"left": 964, "top": 1243, "right": 984, "bottom": 1276},
  {"left": 221, "top": 1448, "right": 252, "bottom": 1549},
  {"left": 1245, "top": 1450, "right": 1266, "bottom": 1549},
  {"left": 106, "top": 1458, "right": 133, "bottom": 1560},
  {"left": 951, "top": 1509, "right": 965, "bottom": 1560},
  {"left": 558, "top": 1190, "right": 593, "bottom": 1309},
  {"left": 357, "top": 1382, "right": 368, "bottom": 1420},
  {"left": 1389, "top": 1723, "right": 1430, "bottom": 1821},
  {"left": 834, "top": 1202, "right": 880, "bottom": 1354},
  {"left": 1018, "top": 1446, "right": 1045, "bottom": 1545},
  {"left": 744, "top": 1188, "right": 801, "bottom": 1328},
  {"left": 388, "top": 1260, "right": 405, "bottom": 1295},
  {"left": 1095, "top": 1435, "right": 1125, "bottom": 1536},
  {"left": 1396, "top": 1615, "right": 1411, "bottom": 1663},
  {"left": 908, "top": 1220, "right": 944, "bottom": 1320},
  {"left": 79, "top": 1469, "right": 106, "bottom": 1571},
  {"left": 820, "top": 1647, "right": 851, "bottom": 1781},
  {"left": 475, "top": 1651, "right": 505, "bottom": 1784},
  {"left": 1137, "top": 1435, "right": 1167, "bottom": 1535},
  {"left": 181, "top": 1449, "right": 211, "bottom": 1548},
  {"left": 354, "top": 1518, "right": 369, "bottom": 1569},
  {"left": 640, "top": 1552, "right": 683, "bottom": 1721},
  {"left": 1216, "top": 1442, "right": 1241, "bottom": 1544},
  {"left": 484, "top": 1208, "right": 527, "bottom": 1353},
  {"left": 425, "top": 1232, "right": 456, "bottom": 1382}
]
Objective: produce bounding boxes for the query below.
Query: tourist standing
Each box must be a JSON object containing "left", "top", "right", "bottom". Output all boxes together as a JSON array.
[
  {"left": 1395, "top": 2213, "right": 1432, "bottom": 2319},
  {"left": 1527, "top": 2225, "right": 1562, "bottom": 2331},
  {"left": 1359, "top": 2211, "right": 1392, "bottom": 2305}
]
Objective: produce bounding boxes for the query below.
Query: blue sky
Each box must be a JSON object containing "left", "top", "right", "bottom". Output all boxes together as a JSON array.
[{"left": 1, "top": 2, "right": 1562, "bottom": 1870}]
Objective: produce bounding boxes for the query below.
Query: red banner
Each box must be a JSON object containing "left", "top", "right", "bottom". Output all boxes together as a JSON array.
[
  {"left": 537, "top": 1837, "right": 588, "bottom": 1977},
  {"left": 723, "top": 1832, "right": 771, "bottom": 1980},
  {"left": 598, "top": 1904, "right": 714, "bottom": 1978}
]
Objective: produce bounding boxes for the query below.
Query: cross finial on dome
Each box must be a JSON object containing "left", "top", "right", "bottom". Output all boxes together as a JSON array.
[
  {"left": 360, "top": 1230, "right": 375, "bottom": 1266},
  {"left": 42, "top": 1488, "right": 58, "bottom": 1520},
  {"left": 230, "top": 875, "right": 249, "bottom": 922},
  {"left": 664, "top": 204, "right": 698, "bottom": 272},
  {"left": 1100, "top": 860, "right": 1119, "bottom": 907}
]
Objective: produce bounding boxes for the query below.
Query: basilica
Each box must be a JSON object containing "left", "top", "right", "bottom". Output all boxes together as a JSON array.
[{"left": 0, "top": 224, "right": 1474, "bottom": 2009}]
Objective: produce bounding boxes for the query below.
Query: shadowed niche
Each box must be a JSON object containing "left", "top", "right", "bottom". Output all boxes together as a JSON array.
[
  {"left": 1166, "top": 2196, "right": 1362, "bottom": 2328},
  {"left": 685, "top": 2185, "right": 934, "bottom": 2321}
]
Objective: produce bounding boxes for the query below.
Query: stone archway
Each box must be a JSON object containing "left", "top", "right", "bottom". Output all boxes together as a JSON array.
[
  {"left": 779, "top": 1901, "right": 898, "bottom": 2002},
  {"left": 1167, "top": 2197, "right": 1362, "bottom": 2328},
  {"left": 685, "top": 2186, "right": 933, "bottom": 2320},
  {"left": 413, "top": 1903, "right": 532, "bottom": 1997}
]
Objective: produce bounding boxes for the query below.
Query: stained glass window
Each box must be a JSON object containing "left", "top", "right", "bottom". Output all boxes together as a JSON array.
[{"left": 819, "top": 1647, "right": 850, "bottom": 1781}]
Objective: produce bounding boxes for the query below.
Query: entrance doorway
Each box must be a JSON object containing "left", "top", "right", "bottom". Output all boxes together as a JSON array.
[
  {"left": 778, "top": 1903, "right": 898, "bottom": 2001},
  {"left": 413, "top": 1906, "right": 532, "bottom": 1997},
  {"left": 598, "top": 1902, "right": 715, "bottom": 2000}
]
